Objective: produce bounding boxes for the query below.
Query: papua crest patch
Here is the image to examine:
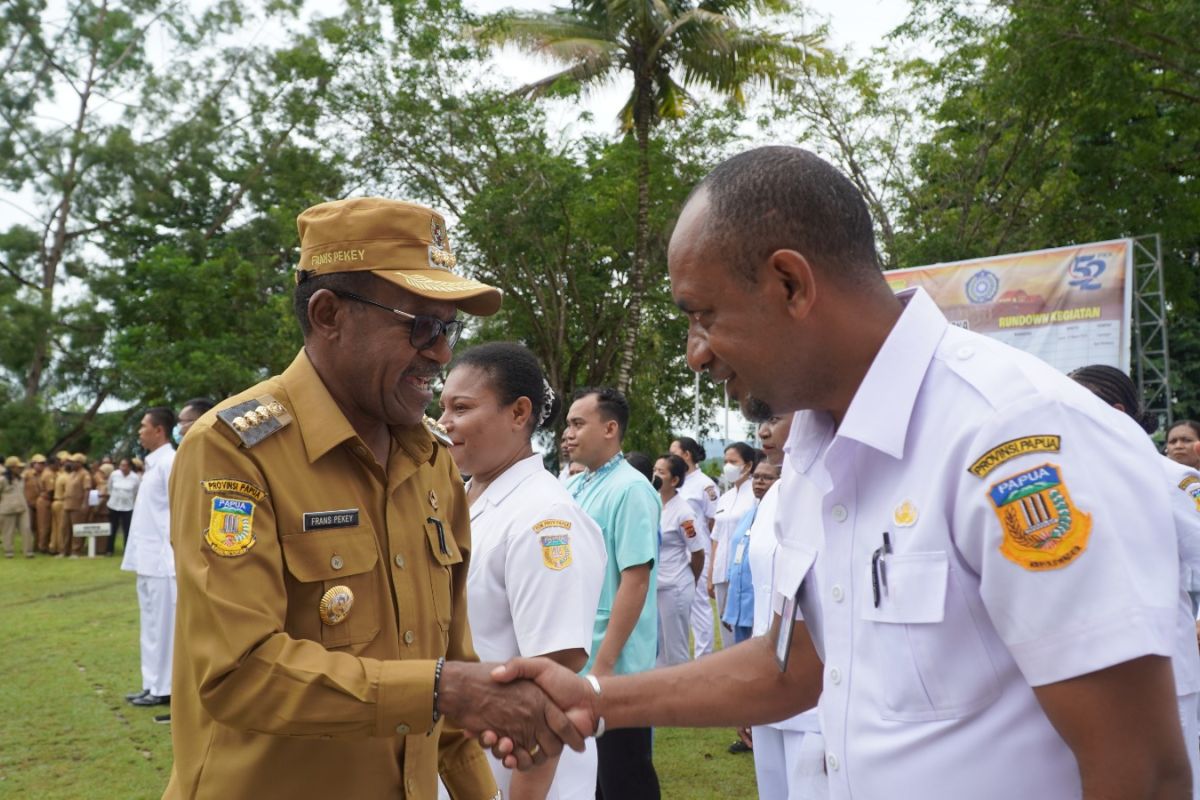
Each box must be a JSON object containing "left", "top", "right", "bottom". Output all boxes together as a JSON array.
[
  {"left": 205, "top": 497, "right": 257, "bottom": 557},
  {"left": 705, "top": 485, "right": 718, "bottom": 502},
  {"left": 1179, "top": 476, "right": 1200, "bottom": 513},
  {"left": 681, "top": 519, "right": 697, "bottom": 539},
  {"left": 540, "top": 533, "right": 572, "bottom": 571},
  {"left": 988, "top": 463, "right": 1090, "bottom": 571},
  {"left": 968, "top": 435, "right": 1062, "bottom": 478}
]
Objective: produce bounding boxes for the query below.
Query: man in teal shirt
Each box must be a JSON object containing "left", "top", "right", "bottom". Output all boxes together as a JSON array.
[{"left": 564, "top": 387, "right": 661, "bottom": 799}]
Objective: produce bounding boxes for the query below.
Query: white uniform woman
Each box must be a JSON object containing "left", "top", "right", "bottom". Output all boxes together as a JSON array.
[
  {"left": 1072, "top": 365, "right": 1200, "bottom": 798},
  {"left": 709, "top": 443, "right": 758, "bottom": 622},
  {"left": 654, "top": 454, "right": 709, "bottom": 667},
  {"left": 438, "top": 342, "right": 606, "bottom": 800},
  {"left": 746, "top": 413, "right": 828, "bottom": 800}
]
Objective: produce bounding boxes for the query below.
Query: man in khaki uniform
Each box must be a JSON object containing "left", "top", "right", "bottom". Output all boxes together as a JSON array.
[
  {"left": 166, "top": 198, "right": 581, "bottom": 799},
  {"left": 1, "top": 456, "right": 33, "bottom": 558},
  {"left": 22, "top": 455, "right": 45, "bottom": 546},
  {"left": 63, "top": 453, "right": 89, "bottom": 557},
  {"left": 50, "top": 452, "right": 71, "bottom": 555},
  {"left": 37, "top": 456, "right": 56, "bottom": 553}
]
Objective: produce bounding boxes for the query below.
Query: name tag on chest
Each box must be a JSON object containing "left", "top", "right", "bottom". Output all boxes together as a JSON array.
[{"left": 302, "top": 508, "right": 360, "bottom": 532}]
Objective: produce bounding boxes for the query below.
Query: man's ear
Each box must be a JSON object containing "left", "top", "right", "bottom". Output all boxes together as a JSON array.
[{"left": 308, "top": 289, "right": 344, "bottom": 342}]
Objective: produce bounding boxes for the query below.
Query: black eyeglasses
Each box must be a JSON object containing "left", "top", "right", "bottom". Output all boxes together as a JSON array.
[{"left": 332, "top": 290, "right": 464, "bottom": 350}]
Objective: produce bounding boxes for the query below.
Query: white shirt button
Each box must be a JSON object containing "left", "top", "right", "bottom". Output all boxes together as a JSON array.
[
  {"left": 395, "top": 723, "right": 410, "bottom": 735},
  {"left": 403, "top": 630, "right": 415, "bottom": 645},
  {"left": 956, "top": 345, "right": 975, "bottom": 360},
  {"left": 831, "top": 585, "right": 845, "bottom": 603},
  {"left": 394, "top": 554, "right": 405, "bottom": 569},
  {"left": 830, "top": 504, "right": 848, "bottom": 522},
  {"left": 827, "top": 753, "right": 840, "bottom": 772},
  {"left": 330, "top": 555, "right": 343, "bottom": 570},
  {"left": 829, "top": 667, "right": 842, "bottom": 685}
]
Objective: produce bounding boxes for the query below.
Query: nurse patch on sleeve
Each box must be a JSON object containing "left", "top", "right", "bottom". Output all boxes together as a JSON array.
[
  {"left": 205, "top": 496, "right": 257, "bottom": 557},
  {"left": 988, "top": 463, "right": 1091, "bottom": 571}
]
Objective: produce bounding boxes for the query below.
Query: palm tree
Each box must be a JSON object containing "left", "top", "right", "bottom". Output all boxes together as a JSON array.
[{"left": 482, "top": 0, "right": 820, "bottom": 394}]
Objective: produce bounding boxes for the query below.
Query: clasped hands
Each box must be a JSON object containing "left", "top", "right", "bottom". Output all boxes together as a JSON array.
[{"left": 438, "top": 659, "right": 598, "bottom": 770}]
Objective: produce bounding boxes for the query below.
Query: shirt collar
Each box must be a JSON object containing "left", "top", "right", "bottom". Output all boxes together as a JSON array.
[
  {"left": 570, "top": 451, "right": 625, "bottom": 499},
  {"left": 786, "top": 288, "right": 947, "bottom": 470},
  {"left": 145, "top": 443, "right": 174, "bottom": 467},
  {"left": 281, "top": 349, "right": 435, "bottom": 466},
  {"left": 469, "top": 453, "right": 544, "bottom": 518}
]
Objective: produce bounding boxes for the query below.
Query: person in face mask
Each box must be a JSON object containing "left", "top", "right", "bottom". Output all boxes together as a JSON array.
[
  {"left": 653, "top": 454, "right": 708, "bottom": 668},
  {"left": 709, "top": 443, "right": 759, "bottom": 635}
]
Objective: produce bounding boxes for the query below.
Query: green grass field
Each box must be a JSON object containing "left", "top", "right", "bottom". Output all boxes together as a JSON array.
[{"left": 0, "top": 552, "right": 756, "bottom": 799}]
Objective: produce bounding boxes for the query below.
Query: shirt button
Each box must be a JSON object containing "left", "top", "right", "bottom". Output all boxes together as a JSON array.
[
  {"left": 957, "top": 345, "right": 975, "bottom": 360},
  {"left": 406, "top": 779, "right": 415, "bottom": 794},
  {"left": 831, "top": 585, "right": 845, "bottom": 603},
  {"left": 394, "top": 553, "right": 405, "bottom": 569},
  {"left": 395, "top": 723, "right": 410, "bottom": 735},
  {"left": 830, "top": 504, "right": 848, "bottom": 522},
  {"left": 826, "top": 753, "right": 840, "bottom": 772},
  {"left": 330, "top": 555, "right": 343, "bottom": 570},
  {"left": 829, "top": 667, "right": 842, "bottom": 685},
  {"left": 403, "top": 630, "right": 415, "bottom": 645}
]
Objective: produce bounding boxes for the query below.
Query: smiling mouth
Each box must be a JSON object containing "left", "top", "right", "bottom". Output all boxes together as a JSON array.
[{"left": 403, "top": 375, "right": 434, "bottom": 391}]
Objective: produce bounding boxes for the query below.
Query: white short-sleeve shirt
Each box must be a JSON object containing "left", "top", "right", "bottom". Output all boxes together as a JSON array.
[
  {"left": 772, "top": 288, "right": 1178, "bottom": 800},
  {"left": 1161, "top": 455, "right": 1200, "bottom": 696},
  {"left": 466, "top": 453, "right": 606, "bottom": 798},
  {"left": 711, "top": 480, "right": 755, "bottom": 584},
  {"left": 679, "top": 469, "right": 719, "bottom": 522},
  {"left": 658, "top": 492, "right": 708, "bottom": 590}
]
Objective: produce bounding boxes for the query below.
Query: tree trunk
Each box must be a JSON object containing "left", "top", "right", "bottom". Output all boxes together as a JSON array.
[{"left": 615, "top": 78, "right": 653, "bottom": 396}]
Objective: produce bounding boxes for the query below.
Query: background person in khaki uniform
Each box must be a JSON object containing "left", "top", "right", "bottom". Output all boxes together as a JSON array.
[
  {"left": 62, "top": 453, "right": 89, "bottom": 557},
  {"left": 50, "top": 452, "right": 71, "bottom": 555},
  {"left": 1, "top": 456, "right": 34, "bottom": 558},
  {"left": 165, "top": 198, "right": 582, "bottom": 800},
  {"left": 22, "top": 455, "right": 44, "bottom": 539},
  {"left": 37, "top": 457, "right": 56, "bottom": 553}
]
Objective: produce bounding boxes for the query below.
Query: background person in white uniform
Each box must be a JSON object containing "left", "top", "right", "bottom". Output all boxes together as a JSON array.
[
  {"left": 711, "top": 443, "right": 758, "bottom": 623},
  {"left": 670, "top": 437, "right": 719, "bottom": 655},
  {"left": 482, "top": 146, "right": 1191, "bottom": 799},
  {"left": 653, "top": 454, "right": 708, "bottom": 667},
  {"left": 743, "top": 412, "right": 826, "bottom": 800},
  {"left": 121, "top": 407, "right": 177, "bottom": 709},
  {"left": 1072, "top": 364, "right": 1200, "bottom": 797},
  {"left": 439, "top": 342, "right": 606, "bottom": 800}
]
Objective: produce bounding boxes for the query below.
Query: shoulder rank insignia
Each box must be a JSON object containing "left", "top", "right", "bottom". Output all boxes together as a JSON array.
[
  {"left": 705, "top": 485, "right": 718, "bottom": 502},
  {"left": 217, "top": 395, "right": 292, "bottom": 448},
  {"left": 423, "top": 416, "right": 453, "bottom": 447},
  {"left": 968, "top": 435, "right": 1061, "bottom": 478},
  {"left": 988, "top": 462, "right": 1091, "bottom": 571}
]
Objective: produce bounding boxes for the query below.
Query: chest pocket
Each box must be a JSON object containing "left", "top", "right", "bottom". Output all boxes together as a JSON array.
[
  {"left": 860, "top": 550, "right": 999, "bottom": 721},
  {"left": 424, "top": 520, "right": 463, "bottom": 632},
  {"left": 281, "top": 526, "right": 381, "bottom": 649}
]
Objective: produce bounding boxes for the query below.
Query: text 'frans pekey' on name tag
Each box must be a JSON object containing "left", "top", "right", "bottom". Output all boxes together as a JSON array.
[{"left": 303, "top": 508, "right": 360, "bottom": 532}]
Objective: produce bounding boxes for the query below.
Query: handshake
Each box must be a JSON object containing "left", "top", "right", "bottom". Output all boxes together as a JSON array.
[{"left": 438, "top": 657, "right": 601, "bottom": 770}]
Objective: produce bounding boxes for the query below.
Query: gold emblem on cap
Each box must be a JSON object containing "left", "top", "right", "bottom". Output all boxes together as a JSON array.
[
  {"left": 893, "top": 500, "right": 918, "bottom": 528},
  {"left": 428, "top": 490, "right": 438, "bottom": 510},
  {"left": 319, "top": 585, "right": 355, "bottom": 626}
]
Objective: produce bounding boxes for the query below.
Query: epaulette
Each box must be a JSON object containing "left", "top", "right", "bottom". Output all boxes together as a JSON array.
[
  {"left": 217, "top": 395, "right": 293, "bottom": 448},
  {"left": 423, "top": 416, "right": 452, "bottom": 447}
]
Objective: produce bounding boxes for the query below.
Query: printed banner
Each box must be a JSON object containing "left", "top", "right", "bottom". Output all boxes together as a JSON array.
[{"left": 886, "top": 240, "right": 1132, "bottom": 374}]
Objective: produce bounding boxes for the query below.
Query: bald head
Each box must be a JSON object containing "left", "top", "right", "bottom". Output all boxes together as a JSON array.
[{"left": 684, "top": 146, "right": 884, "bottom": 290}]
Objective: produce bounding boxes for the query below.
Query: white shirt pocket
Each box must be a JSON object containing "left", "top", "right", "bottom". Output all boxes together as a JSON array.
[{"left": 861, "top": 550, "right": 1000, "bottom": 721}]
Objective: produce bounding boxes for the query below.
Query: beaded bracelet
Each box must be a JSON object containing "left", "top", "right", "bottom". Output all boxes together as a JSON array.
[{"left": 432, "top": 656, "right": 446, "bottom": 724}]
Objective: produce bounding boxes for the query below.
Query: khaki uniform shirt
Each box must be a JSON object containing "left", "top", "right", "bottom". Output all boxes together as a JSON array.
[
  {"left": 53, "top": 471, "right": 68, "bottom": 502},
  {"left": 164, "top": 350, "right": 495, "bottom": 800},
  {"left": 0, "top": 474, "right": 26, "bottom": 514},
  {"left": 62, "top": 470, "right": 86, "bottom": 512},
  {"left": 22, "top": 469, "right": 40, "bottom": 506}
]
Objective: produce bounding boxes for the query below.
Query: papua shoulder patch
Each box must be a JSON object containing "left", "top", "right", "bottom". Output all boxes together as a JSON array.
[
  {"left": 205, "top": 496, "right": 257, "bottom": 557},
  {"left": 216, "top": 395, "right": 292, "bottom": 449},
  {"left": 705, "top": 485, "right": 718, "bottom": 501},
  {"left": 988, "top": 462, "right": 1090, "bottom": 571},
  {"left": 681, "top": 519, "right": 697, "bottom": 539},
  {"left": 532, "top": 518, "right": 572, "bottom": 533},
  {"left": 1178, "top": 475, "right": 1200, "bottom": 513},
  {"left": 540, "top": 533, "right": 572, "bottom": 571},
  {"left": 968, "top": 435, "right": 1061, "bottom": 478},
  {"left": 201, "top": 479, "right": 266, "bottom": 503}
]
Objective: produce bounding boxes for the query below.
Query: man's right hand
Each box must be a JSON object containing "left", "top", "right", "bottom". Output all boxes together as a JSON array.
[
  {"left": 480, "top": 657, "right": 600, "bottom": 768},
  {"left": 437, "top": 661, "right": 586, "bottom": 769}
]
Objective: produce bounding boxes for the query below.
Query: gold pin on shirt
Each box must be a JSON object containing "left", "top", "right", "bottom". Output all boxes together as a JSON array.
[
  {"left": 428, "top": 490, "right": 438, "bottom": 510},
  {"left": 319, "top": 585, "right": 354, "bottom": 626}
]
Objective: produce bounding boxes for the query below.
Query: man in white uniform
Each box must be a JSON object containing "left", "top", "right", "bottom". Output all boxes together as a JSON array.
[
  {"left": 122, "top": 407, "right": 177, "bottom": 710},
  {"left": 670, "top": 437, "right": 719, "bottom": 655},
  {"left": 485, "top": 146, "right": 1191, "bottom": 799}
]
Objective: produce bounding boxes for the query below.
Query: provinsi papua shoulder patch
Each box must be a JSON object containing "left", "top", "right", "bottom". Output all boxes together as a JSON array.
[
  {"left": 206, "top": 497, "right": 257, "bottom": 557},
  {"left": 532, "top": 519, "right": 572, "bottom": 533},
  {"left": 201, "top": 479, "right": 266, "bottom": 503},
  {"left": 988, "top": 462, "right": 1090, "bottom": 571},
  {"left": 968, "top": 435, "right": 1062, "bottom": 478}
]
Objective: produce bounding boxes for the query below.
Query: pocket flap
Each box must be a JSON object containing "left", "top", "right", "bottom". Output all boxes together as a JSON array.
[
  {"left": 281, "top": 527, "right": 379, "bottom": 582},
  {"left": 773, "top": 542, "right": 817, "bottom": 606},
  {"left": 861, "top": 551, "right": 948, "bottom": 624},
  {"left": 424, "top": 520, "right": 463, "bottom": 566}
]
